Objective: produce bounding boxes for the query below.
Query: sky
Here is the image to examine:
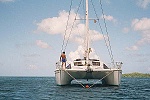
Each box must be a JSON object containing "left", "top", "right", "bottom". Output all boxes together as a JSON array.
[{"left": 0, "top": 0, "right": 150, "bottom": 76}]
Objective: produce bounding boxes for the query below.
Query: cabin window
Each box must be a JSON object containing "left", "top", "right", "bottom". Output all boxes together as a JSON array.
[
  {"left": 74, "top": 62, "right": 83, "bottom": 66},
  {"left": 92, "top": 62, "right": 100, "bottom": 66}
]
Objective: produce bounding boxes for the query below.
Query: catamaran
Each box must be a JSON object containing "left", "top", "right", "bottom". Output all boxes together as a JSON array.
[{"left": 55, "top": 0, "right": 122, "bottom": 87}]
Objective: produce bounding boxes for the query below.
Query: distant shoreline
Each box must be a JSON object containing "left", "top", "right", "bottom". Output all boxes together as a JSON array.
[
  {"left": 122, "top": 72, "right": 150, "bottom": 78},
  {"left": 0, "top": 72, "right": 150, "bottom": 78}
]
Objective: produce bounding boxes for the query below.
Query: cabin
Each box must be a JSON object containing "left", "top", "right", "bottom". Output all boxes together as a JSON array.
[{"left": 73, "top": 59, "right": 108, "bottom": 69}]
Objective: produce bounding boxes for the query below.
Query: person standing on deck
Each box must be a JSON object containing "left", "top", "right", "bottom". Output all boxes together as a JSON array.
[{"left": 60, "top": 52, "right": 67, "bottom": 69}]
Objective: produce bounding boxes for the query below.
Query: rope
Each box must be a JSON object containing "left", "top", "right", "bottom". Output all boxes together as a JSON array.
[
  {"left": 64, "top": 70, "right": 85, "bottom": 88},
  {"left": 90, "top": 0, "right": 115, "bottom": 66},
  {"left": 61, "top": 0, "right": 115, "bottom": 66},
  {"left": 89, "top": 70, "right": 114, "bottom": 88},
  {"left": 61, "top": 0, "right": 73, "bottom": 53},
  {"left": 64, "top": 0, "right": 83, "bottom": 51},
  {"left": 64, "top": 69, "right": 114, "bottom": 88},
  {"left": 90, "top": 0, "right": 112, "bottom": 64},
  {"left": 99, "top": 0, "right": 115, "bottom": 66}
]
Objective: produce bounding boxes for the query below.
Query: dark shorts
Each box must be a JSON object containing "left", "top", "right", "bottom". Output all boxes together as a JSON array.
[{"left": 62, "top": 58, "right": 66, "bottom": 62}]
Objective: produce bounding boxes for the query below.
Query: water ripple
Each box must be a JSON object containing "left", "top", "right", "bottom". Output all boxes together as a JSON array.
[{"left": 0, "top": 77, "right": 149, "bottom": 100}]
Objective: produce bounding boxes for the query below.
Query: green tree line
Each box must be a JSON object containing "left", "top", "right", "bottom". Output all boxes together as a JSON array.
[{"left": 122, "top": 72, "right": 150, "bottom": 78}]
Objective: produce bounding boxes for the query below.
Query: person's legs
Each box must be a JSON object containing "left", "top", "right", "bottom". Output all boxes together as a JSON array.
[
  {"left": 62, "top": 62, "right": 66, "bottom": 69},
  {"left": 64, "top": 62, "right": 66, "bottom": 68},
  {"left": 62, "top": 58, "right": 66, "bottom": 69},
  {"left": 61, "top": 62, "right": 63, "bottom": 68}
]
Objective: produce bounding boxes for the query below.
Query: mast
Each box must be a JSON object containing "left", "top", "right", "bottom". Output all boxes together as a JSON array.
[{"left": 85, "top": 0, "right": 90, "bottom": 65}]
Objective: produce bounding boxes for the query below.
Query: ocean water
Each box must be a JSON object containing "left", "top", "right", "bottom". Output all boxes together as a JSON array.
[{"left": 0, "top": 77, "right": 149, "bottom": 100}]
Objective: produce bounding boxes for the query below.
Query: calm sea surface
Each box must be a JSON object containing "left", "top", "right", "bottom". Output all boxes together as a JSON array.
[{"left": 0, "top": 77, "right": 149, "bottom": 100}]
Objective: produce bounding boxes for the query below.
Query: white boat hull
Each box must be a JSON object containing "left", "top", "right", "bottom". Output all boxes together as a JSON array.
[
  {"left": 54, "top": 0, "right": 123, "bottom": 87},
  {"left": 55, "top": 69, "right": 122, "bottom": 86}
]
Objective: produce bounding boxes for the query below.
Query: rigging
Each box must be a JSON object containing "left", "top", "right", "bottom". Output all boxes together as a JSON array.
[
  {"left": 90, "top": 0, "right": 115, "bottom": 65},
  {"left": 61, "top": 0, "right": 83, "bottom": 53},
  {"left": 61, "top": 0, "right": 115, "bottom": 65},
  {"left": 61, "top": 0, "right": 73, "bottom": 53}
]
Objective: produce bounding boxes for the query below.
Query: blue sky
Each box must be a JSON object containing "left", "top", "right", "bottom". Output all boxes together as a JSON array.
[{"left": 0, "top": 0, "right": 150, "bottom": 76}]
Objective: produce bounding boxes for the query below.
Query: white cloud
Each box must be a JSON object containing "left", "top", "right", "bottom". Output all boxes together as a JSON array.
[
  {"left": 36, "top": 40, "right": 50, "bottom": 49},
  {"left": 136, "top": 31, "right": 150, "bottom": 45},
  {"left": 0, "top": 0, "right": 14, "bottom": 2},
  {"left": 68, "top": 45, "right": 99, "bottom": 62},
  {"left": 122, "top": 27, "right": 130, "bottom": 33},
  {"left": 37, "top": 10, "right": 105, "bottom": 60},
  {"left": 69, "top": 46, "right": 83, "bottom": 61},
  {"left": 90, "top": 30, "right": 103, "bottom": 41},
  {"left": 37, "top": 10, "right": 80, "bottom": 35},
  {"left": 137, "top": 0, "right": 150, "bottom": 9},
  {"left": 101, "top": 15, "right": 117, "bottom": 23},
  {"left": 127, "top": 17, "right": 150, "bottom": 51},
  {"left": 37, "top": 10, "right": 104, "bottom": 45},
  {"left": 132, "top": 18, "right": 150, "bottom": 31},
  {"left": 126, "top": 45, "right": 138, "bottom": 51}
]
